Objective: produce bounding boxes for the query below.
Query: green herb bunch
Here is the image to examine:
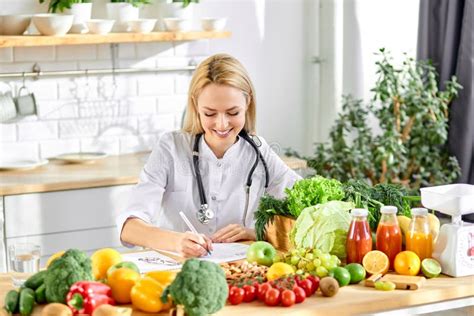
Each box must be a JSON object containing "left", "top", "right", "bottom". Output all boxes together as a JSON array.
[
  {"left": 172, "top": 0, "right": 199, "bottom": 8},
  {"left": 39, "top": 0, "right": 91, "bottom": 13},
  {"left": 307, "top": 49, "right": 462, "bottom": 189}
]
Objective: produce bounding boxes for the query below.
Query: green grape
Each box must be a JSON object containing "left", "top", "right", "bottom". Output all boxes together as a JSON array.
[
  {"left": 297, "top": 260, "right": 306, "bottom": 270},
  {"left": 273, "top": 254, "right": 281, "bottom": 263},
  {"left": 320, "top": 253, "right": 331, "bottom": 262},
  {"left": 290, "top": 249, "right": 298, "bottom": 256},
  {"left": 306, "top": 262, "right": 315, "bottom": 271},
  {"left": 290, "top": 256, "right": 299, "bottom": 266},
  {"left": 316, "top": 266, "right": 328, "bottom": 278},
  {"left": 296, "top": 269, "right": 305, "bottom": 275},
  {"left": 298, "top": 248, "right": 306, "bottom": 256},
  {"left": 313, "top": 258, "right": 322, "bottom": 267},
  {"left": 374, "top": 281, "right": 385, "bottom": 290},
  {"left": 305, "top": 253, "right": 314, "bottom": 261},
  {"left": 382, "top": 281, "right": 396, "bottom": 291},
  {"left": 314, "top": 249, "right": 323, "bottom": 257}
]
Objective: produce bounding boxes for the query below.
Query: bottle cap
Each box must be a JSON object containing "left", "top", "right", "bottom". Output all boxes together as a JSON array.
[
  {"left": 411, "top": 207, "right": 428, "bottom": 216},
  {"left": 380, "top": 205, "right": 398, "bottom": 214},
  {"left": 351, "top": 208, "right": 368, "bottom": 217}
]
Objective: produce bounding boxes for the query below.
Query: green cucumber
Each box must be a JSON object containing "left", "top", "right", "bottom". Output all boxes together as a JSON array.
[
  {"left": 35, "top": 283, "right": 46, "bottom": 304},
  {"left": 4, "top": 289, "right": 19, "bottom": 313},
  {"left": 19, "top": 287, "right": 35, "bottom": 316},
  {"left": 24, "top": 270, "right": 47, "bottom": 290}
]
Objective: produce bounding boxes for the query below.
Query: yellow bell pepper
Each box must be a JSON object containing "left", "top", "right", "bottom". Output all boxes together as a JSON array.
[
  {"left": 130, "top": 277, "right": 172, "bottom": 313},
  {"left": 145, "top": 270, "right": 177, "bottom": 287}
]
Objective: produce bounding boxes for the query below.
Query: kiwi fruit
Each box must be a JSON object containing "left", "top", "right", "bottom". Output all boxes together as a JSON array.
[{"left": 320, "top": 277, "right": 339, "bottom": 297}]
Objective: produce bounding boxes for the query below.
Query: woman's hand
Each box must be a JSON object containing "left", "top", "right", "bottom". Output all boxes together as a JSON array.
[
  {"left": 211, "top": 224, "right": 256, "bottom": 243},
  {"left": 176, "top": 231, "right": 213, "bottom": 258}
]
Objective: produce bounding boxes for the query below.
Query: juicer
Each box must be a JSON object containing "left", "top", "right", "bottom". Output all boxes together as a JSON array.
[{"left": 420, "top": 183, "right": 474, "bottom": 277}]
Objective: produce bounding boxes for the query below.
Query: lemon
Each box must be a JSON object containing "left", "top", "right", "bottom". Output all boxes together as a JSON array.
[
  {"left": 421, "top": 258, "right": 441, "bottom": 278},
  {"left": 46, "top": 250, "right": 65, "bottom": 268},
  {"left": 362, "top": 250, "right": 389, "bottom": 275},
  {"left": 266, "top": 262, "right": 295, "bottom": 281},
  {"left": 91, "top": 248, "right": 122, "bottom": 281}
]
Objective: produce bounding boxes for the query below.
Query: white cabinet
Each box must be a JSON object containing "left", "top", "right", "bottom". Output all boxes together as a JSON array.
[{"left": 1, "top": 185, "right": 134, "bottom": 272}]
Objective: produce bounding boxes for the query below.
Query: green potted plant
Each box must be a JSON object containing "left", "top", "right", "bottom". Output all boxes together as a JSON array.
[
  {"left": 172, "top": 0, "right": 199, "bottom": 8},
  {"left": 38, "top": 0, "right": 92, "bottom": 33},
  {"left": 306, "top": 49, "right": 462, "bottom": 189},
  {"left": 107, "top": 0, "right": 152, "bottom": 32}
]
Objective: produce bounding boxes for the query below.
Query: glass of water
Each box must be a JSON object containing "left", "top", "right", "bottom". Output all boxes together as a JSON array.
[{"left": 8, "top": 243, "right": 40, "bottom": 287}]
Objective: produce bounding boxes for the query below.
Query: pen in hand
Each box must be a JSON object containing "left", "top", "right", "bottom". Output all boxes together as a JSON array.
[{"left": 179, "top": 211, "right": 212, "bottom": 256}]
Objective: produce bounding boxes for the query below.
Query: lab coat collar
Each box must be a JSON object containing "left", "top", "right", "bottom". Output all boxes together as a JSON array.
[{"left": 200, "top": 134, "right": 242, "bottom": 162}]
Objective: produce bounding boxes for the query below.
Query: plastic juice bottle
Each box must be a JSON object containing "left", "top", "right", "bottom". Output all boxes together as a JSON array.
[
  {"left": 406, "top": 208, "right": 433, "bottom": 260},
  {"left": 346, "top": 208, "right": 372, "bottom": 264},
  {"left": 376, "top": 205, "right": 402, "bottom": 269}
]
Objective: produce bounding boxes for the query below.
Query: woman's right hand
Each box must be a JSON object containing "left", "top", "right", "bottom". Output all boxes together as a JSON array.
[{"left": 176, "top": 231, "right": 213, "bottom": 258}]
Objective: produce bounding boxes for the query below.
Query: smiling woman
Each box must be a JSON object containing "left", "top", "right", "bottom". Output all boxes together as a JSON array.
[{"left": 117, "top": 53, "right": 301, "bottom": 258}]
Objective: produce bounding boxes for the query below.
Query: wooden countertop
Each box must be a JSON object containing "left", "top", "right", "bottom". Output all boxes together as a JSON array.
[
  {"left": 0, "top": 153, "right": 307, "bottom": 196},
  {"left": 0, "top": 273, "right": 472, "bottom": 315}
]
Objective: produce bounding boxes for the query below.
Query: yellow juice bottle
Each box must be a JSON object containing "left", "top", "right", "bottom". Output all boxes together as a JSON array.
[{"left": 406, "top": 208, "right": 432, "bottom": 260}]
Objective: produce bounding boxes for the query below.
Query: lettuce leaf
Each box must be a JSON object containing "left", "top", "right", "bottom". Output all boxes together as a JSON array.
[{"left": 290, "top": 201, "right": 353, "bottom": 259}]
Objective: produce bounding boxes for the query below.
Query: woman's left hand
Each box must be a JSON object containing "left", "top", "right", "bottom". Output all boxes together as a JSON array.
[{"left": 211, "top": 224, "right": 256, "bottom": 243}]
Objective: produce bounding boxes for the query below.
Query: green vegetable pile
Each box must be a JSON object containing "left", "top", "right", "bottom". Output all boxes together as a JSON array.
[
  {"left": 289, "top": 201, "right": 353, "bottom": 258},
  {"left": 162, "top": 259, "right": 228, "bottom": 316},
  {"left": 44, "top": 249, "right": 93, "bottom": 303},
  {"left": 286, "top": 176, "right": 344, "bottom": 217}
]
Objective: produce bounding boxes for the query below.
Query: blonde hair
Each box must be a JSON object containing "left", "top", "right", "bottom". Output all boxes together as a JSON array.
[{"left": 182, "top": 53, "right": 256, "bottom": 135}]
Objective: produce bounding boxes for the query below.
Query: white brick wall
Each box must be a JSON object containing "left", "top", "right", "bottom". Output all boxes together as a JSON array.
[{"left": 0, "top": 39, "right": 200, "bottom": 158}]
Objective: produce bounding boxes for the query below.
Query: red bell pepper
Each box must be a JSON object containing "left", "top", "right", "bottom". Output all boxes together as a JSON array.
[{"left": 66, "top": 281, "right": 115, "bottom": 315}]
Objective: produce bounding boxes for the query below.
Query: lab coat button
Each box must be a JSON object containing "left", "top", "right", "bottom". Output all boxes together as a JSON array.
[
  {"left": 217, "top": 162, "right": 222, "bottom": 167},
  {"left": 211, "top": 196, "right": 216, "bottom": 201}
]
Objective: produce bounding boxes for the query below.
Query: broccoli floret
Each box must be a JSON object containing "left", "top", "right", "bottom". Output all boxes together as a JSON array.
[
  {"left": 164, "top": 259, "right": 228, "bottom": 316},
  {"left": 44, "top": 249, "right": 93, "bottom": 303}
]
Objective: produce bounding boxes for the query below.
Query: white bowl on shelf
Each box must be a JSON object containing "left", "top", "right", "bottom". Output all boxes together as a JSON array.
[
  {"left": 127, "top": 19, "right": 156, "bottom": 33},
  {"left": 163, "top": 18, "right": 191, "bottom": 32},
  {"left": 32, "top": 14, "right": 74, "bottom": 36},
  {"left": 1, "top": 15, "right": 32, "bottom": 35},
  {"left": 201, "top": 17, "right": 227, "bottom": 31},
  {"left": 86, "top": 19, "right": 115, "bottom": 35}
]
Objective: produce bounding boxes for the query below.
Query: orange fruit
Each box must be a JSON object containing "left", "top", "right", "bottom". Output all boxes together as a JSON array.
[
  {"left": 394, "top": 251, "right": 420, "bottom": 276},
  {"left": 46, "top": 250, "right": 65, "bottom": 268},
  {"left": 108, "top": 267, "right": 141, "bottom": 304},
  {"left": 362, "top": 250, "right": 389, "bottom": 275},
  {"left": 91, "top": 248, "right": 122, "bottom": 280}
]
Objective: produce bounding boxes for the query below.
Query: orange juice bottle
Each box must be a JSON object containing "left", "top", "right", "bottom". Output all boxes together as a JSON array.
[{"left": 406, "top": 208, "right": 432, "bottom": 260}]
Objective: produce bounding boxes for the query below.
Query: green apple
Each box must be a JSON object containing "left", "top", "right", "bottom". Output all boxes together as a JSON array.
[
  {"left": 106, "top": 261, "right": 140, "bottom": 278},
  {"left": 246, "top": 241, "right": 276, "bottom": 266}
]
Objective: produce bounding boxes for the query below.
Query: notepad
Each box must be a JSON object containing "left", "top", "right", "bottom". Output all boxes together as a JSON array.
[
  {"left": 197, "top": 243, "right": 249, "bottom": 264},
  {"left": 121, "top": 250, "right": 182, "bottom": 273}
]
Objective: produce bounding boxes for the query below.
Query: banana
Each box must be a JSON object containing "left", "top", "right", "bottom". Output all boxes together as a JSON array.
[
  {"left": 397, "top": 215, "right": 411, "bottom": 235},
  {"left": 427, "top": 213, "right": 440, "bottom": 243}
]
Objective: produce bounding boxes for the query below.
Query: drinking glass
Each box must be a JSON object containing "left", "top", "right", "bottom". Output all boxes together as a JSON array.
[{"left": 8, "top": 243, "right": 40, "bottom": 287}]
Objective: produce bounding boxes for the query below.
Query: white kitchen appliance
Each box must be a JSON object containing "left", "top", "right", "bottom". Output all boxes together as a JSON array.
[{"left": 420, "top": 184, "right": 474, "bottom": 277}]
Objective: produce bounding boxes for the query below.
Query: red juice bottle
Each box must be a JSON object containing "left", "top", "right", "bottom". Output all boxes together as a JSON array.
[{"left": 346, "top": 208, "right": 372, "bottom": 264}]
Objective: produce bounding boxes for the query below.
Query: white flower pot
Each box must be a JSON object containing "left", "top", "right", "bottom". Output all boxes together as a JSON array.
[
  {"left": 155, "top": 2, "right": 195, "bottom": 31},
  {"left": 64, "top": 3, "right": 92, "bottom": 34},
  {"left": 106, "top": 2, "right": 139, "bottom": 32}
]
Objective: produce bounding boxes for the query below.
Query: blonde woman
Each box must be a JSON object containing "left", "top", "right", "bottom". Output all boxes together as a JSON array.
[{"left": 117, "top": 53, "right": 300, "bottom": 257}]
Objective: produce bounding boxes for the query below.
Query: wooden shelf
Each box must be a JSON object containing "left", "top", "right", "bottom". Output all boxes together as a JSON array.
[{"left": 0, "top": 31, "right": 231, "bottom": 48}]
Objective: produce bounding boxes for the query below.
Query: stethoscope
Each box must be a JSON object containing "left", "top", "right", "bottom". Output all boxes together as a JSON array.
[{"left": 192, "top": 130, "right": 270, "bottom": 225}]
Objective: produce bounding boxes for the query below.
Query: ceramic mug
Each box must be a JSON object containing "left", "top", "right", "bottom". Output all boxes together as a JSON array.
[
  {"left": 0, "top": 93, "right": 17, "bottom": 122},
  {"left": 14, "top": 86, "right": 37, "bottom": 116}
]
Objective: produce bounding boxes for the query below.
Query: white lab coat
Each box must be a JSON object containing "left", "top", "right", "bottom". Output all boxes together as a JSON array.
[{"left": 116, "top": 130, "right": 301, "bottom": 245}]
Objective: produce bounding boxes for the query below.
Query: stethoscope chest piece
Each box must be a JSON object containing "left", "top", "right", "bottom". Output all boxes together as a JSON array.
[{"left": 196, "top": 204, "right": 215, "bottom": 224}]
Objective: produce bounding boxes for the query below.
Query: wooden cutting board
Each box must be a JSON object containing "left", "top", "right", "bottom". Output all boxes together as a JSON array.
[{"left": 365, "top": 273, "right": 426, "bottom": 290}]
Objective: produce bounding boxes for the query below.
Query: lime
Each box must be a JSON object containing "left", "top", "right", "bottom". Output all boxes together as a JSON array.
[
  {"left": 421, "top": 258, "right": 442, "bottom": 278},
  {"left": 345, "top": 263, "right": 366, "bottom": 284},
  {"left": 331, "top": 267, "right": 351, "bottom": 287}
]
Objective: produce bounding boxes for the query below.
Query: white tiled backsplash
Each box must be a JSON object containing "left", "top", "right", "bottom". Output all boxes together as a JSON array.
[{"left": 0, "top": 41, "right": 205, "bottom": 160}]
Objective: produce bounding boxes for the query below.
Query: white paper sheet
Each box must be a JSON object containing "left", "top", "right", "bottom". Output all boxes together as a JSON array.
[
  {"left": 160, "top": 243, "right": 249, "bottom": 264},
  {"left": 121, "top": 250, "right": 182, "bottom": 273}
]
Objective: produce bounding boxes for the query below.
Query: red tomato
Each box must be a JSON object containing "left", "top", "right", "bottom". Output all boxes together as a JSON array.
[
  {"left": 257, "top": 283, "right": 272, "bottom": 302},
  {"left": 307, "top": 275, "right": 320, "bottom": 293},
  {"left": 281, "top": 289, "right": 296, "bottom": 307},
  {"left": 293, "top": 286, "right": 306, "bottom": 304},
  {"left": 228, "top": 286, "right": 244, "bottom": 305},
  {"left": 264, "top": 288, "right": 281, "bottom": 306},
  {"left": 242, "top": 285, "right": 257, "bottom": 302},
  {"left": 298, "top": 279, "right": 314, "bottom": 297}
]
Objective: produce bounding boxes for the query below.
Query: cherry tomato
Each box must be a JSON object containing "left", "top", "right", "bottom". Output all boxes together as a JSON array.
[
  {"left": 242, "top": 285, "right": 257, "bottom": 302},
  {"left": 228, "top": 286, "right": 244, "bottom": 305},
  {"left": 299, "top": 278, "right": 314, "bottom": 297},
  {"left": 307, "top": 275, "right": 320, "bottom": 294},
  {"left": 264, "top": 288, "right": 281, "bottom": 306},
  {"left": 281, "top": 289, "right": 296, "bottom": 307},
  {"left": 257, "top": 282, "right": 272, "bottom": 301},
  {"left": 293, "top": 286, "right": 306, "bottom": 304}
]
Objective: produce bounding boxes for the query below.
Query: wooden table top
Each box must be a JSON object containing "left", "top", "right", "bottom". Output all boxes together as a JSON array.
[
  {"left": 0, "top": 273, "right": 472, "bottom": 315},
  {"left": 0, "top": 153, "right": 307, "bottom": 196}
]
